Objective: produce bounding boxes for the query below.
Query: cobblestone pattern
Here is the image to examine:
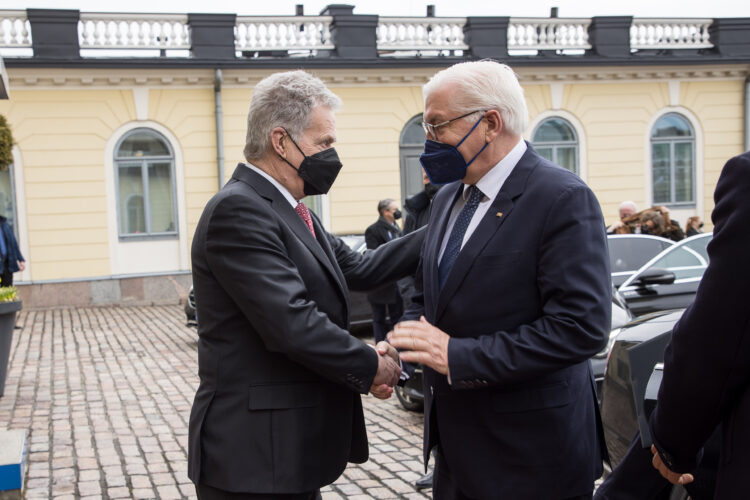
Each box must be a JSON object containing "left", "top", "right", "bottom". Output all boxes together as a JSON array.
[{"left": 0, "top": 306, "right": 431, "bottom": 499}]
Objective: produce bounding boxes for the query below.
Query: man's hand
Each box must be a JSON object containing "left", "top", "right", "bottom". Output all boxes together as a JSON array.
[
  {"left": 369, "top": 341, "right": 401, "bottom": 399},
  {"left": 388, "top": 316, "right": 450, "bottom": 376},
  {"left": 372, "top": 348, "right": 401, "bottom": 388},
  {"left": 18, "top": 261, "right": 25, "bottom": 272},
  {"left": 650, "top": 445, "right": 694, "bottom": 485}
]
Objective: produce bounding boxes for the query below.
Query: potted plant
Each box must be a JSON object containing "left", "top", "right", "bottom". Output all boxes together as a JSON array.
[{"left": 0, "top": 284, "right": 21, "bottom": 397}]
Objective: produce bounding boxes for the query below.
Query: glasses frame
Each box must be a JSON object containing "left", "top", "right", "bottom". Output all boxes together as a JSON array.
[{"left": 421, "top": 110, "right": 485, "bottom": 140}]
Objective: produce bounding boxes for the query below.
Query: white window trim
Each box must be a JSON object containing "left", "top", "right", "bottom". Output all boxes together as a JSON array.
[
  {"left": 10, "top": 146, "right": 30, "bottom": 283},
  {"left": 105, "top": 121, "right": 188, "bottom": 274},
  {"left": 645, "top": 108, "right": 704, "bottom": 215},
  {"left": 526, "top": 110, "right": 587, "bottom": 181}
]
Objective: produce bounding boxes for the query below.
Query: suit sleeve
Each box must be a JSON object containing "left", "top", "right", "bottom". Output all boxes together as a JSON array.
[
  {"left": 650, "top": 153, "right": 750, "bottom": 472},
  {"left": 328, "top": 226, "right": 425, "bottom": 292},
  {"left": 364, "top": 225, "right": 379, "bottom": 249},
  {"left": 448, "top": 184, "right": 612, "bottom": 385},
  {"left": 203, "top": 194, "right": 378, "bottom": 394}
]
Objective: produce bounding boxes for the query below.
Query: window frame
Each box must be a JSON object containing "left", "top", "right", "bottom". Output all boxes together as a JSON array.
[
  {"left": 650, "top": 112, "right": 696, "bottom": 207},
  {"left": 114, "top": 128, "right": 179, "bottom": 240},
  {"left": 531, "top": 116, "right": 579, "bottom": 175}
]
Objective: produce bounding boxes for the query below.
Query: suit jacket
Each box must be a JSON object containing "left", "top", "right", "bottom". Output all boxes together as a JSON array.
[
  {"left": 650, "top": 151, "right": 750, "bottom": 499},
  {"left": 364, "top": 217, "right": 402, "bottom": 304},
  {"left": 406, "top": 145, "right": 611, "bottom": 499},
  {"left": 188, "top": 165, "right": 424, "bottom": 494}
]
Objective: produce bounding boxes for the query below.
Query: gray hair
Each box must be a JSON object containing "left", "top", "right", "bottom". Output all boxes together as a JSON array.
[
  {"left": 377, "top": 198, "right": 395, "bottom": 215},
  {"left": 243, "top": 70, "right": 342, "bottom": 161},
  {"left": 423, "top": 60, "right": 528, "bottom": 136},
  {"left": 619, "top": 200, "right": 638, "bottom": 212}
]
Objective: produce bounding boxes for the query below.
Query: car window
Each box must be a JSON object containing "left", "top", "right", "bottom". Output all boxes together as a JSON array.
[
  {"left": 608, "top": 236, "right": 674, "bottom": 273},
  {"left": 624, "top": 233, "right": 713, "bottom": 286},
  {"left": 682, "top": 234, "right": 711, "bottom": 262}
]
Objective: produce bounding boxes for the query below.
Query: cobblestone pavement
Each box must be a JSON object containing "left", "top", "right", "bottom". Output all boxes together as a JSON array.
[{"left": 0, "top": 305, "right": 430, "bottom": 499}]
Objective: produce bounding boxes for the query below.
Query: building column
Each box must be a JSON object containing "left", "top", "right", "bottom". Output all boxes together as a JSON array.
[
  {"left": 463, "top": 17, "right": 509, "bottom": 59},
  {"left": 27, "top": 9, "right": 80, "bottom": 59},
  {"left": 320, "top": 4, "right": 378, "bottom": 58}
]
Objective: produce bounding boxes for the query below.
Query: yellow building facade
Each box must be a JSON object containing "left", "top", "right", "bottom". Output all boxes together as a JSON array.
[{"left": 1, "top": 9, "right": 749, "bottom": 306}]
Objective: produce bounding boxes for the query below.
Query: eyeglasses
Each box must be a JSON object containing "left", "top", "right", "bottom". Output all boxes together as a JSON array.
[{"left": 421, "top": 110, "right": 485, "bottom": 140}]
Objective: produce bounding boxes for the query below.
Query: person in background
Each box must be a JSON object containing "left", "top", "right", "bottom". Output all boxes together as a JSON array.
[
  {"left": 0, "top": 215, "right": 25, "bottom": 287},
  {"left": 607, "top": 200, "right": 638, "bottom": 234},
  {"left": 685, "top": 216, "right": 703, "bottom": 237},
  {"left": 365, "top": 198, "right": 404, "bottom": 344},
  {"left": 655, "top": 206, "right": 685, "bottom": 241}
]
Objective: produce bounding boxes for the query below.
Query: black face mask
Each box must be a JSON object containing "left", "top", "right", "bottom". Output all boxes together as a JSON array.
[
  {"left": 393, "top": 209, "right": 402, "bottom": 220},
  {"left": 279, "top": 130, "right": 343, "bottom": 196},
  {"left": 424, "top": 183, "right": 440, "bottom": 198}
]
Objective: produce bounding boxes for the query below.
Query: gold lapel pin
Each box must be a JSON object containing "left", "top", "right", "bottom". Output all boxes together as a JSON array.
[{"left": 496, "top": 212, "right": 503, "bottom": 218}]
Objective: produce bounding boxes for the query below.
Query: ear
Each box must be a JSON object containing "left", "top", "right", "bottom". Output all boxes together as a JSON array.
[
  {"left": 483, "top": 109, "right": 503, "bottom": 141},
  {"left": 270, "top": 127, "right": 287, "bottom": 157}
]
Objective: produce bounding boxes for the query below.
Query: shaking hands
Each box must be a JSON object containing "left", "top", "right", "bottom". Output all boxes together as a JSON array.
[{"left": 370, "top": 341, "right": 401, "bottom": 399}]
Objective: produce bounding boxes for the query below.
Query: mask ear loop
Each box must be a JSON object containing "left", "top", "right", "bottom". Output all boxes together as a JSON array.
[
  {"left": 278, "top": 128, "right": 306, "bottom": 171},
  {"left": 453, "top": 113, "right": 488, "bottom": 168}
]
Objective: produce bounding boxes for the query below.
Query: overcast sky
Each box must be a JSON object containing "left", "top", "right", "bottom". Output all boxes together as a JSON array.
[{"left": 6, "top": 0, "right": 750, "bottom": 18}]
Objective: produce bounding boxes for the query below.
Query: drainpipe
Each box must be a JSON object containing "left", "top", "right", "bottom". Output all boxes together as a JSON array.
[
  {"left": 745, "top": 75, "right": 750, "bottom": 152},
  {"left": 214, "top": 68, "right": 225, "bottom": 190}
]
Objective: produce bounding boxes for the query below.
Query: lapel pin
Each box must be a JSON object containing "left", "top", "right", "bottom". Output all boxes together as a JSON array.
[{"left": 496, "top": 212, "right": 503, "bottom": 218}]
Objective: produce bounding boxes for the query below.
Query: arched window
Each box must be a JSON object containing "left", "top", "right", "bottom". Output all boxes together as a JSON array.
[
  {"left": 399, "top": 115, "right": 427, "bottom": 203},
  {"left": 115, "top": 128, "right": 177, "bottom": 237},
  {"left": 532, "top": 117, "right": 578, "bottom": 175},
  {"left": 651, "top": 113, "right": 695, "bottom": 206}
]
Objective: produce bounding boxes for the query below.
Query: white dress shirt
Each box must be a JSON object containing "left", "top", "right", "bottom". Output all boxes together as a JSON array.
[
  {"left": 438, "top": 139, "right": 527, "bottom": 263},
  {"left": 243, "top": 162, "right": 299, "bottom": 208}
]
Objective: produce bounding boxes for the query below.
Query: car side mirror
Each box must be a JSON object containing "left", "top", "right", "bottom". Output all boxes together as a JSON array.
[{"left": 634, "top": 268, "right": 676, "bottom": 287}]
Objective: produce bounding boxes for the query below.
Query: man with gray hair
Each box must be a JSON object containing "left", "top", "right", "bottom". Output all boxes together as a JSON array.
[
  {"left": 188, "top": 70, "right": 424, "bottom": 499},
  {"left": 389, "top": 60, "right": 610, "bottom": 499}
]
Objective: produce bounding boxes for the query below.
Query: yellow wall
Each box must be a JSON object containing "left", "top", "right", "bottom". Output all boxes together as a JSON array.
[{"left": 1, "top": 66, "right": 747, "bottom": 283}]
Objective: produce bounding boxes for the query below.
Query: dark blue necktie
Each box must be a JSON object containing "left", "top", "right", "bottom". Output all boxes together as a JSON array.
[{"left": 438, "top": 185, "right": 483, "bottom": 289}]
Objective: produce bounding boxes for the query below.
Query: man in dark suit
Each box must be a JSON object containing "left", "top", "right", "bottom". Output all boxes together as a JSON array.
[
  {"left": 389, "top": 60, "right": 611, "bottom": 499},
  {"left": 649, "top": 150, "right": 750, "bottom": 499},
  {"left": 188, "top": 70, "right": 424, "bottom": 499},
  {"left": 365, "top": 198, "right": 404, "bottom": 343}
]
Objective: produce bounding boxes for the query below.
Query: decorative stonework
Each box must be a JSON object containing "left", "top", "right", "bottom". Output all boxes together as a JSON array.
[{"left": 7, "top": 65, "right": 749, "bottom": 91}]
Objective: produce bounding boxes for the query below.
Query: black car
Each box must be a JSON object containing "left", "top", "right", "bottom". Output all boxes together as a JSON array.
[
  {"left": 599, "top": 309, "right": 721, "bottom": 500},
  {"left": 337, "top": 234, "right": 375, "bottom": 332},
  {"left": 618, "top": 233, "right": 711, "bottom": 316}
]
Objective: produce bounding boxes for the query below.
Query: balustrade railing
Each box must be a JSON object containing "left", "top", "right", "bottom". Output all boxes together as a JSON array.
[
  {"left": 377, "top": 17, "right": 467, "bottom": 55},
  {"left": 0, "top": 10, "right": 738, "bottom": 59},
  {"left": 0, "top": 10, "right": 31, "bottom": 48},
  {"left": 78, "top": 13, "right": 190, "bottom": 51},
  {"left": 509, "top": 18, "right": 591, "bottom": 51},
  {"left": 235, "top": 16, "right": 333, "bottom": 53},
  {"left": 631, "top": 18, "right": 713, "bottom": 50}
]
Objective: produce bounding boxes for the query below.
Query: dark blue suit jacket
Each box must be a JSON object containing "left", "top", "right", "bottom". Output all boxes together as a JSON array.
[
  {"left": 406, "top": 145, "right": 611, "bottom": 499},
  {"left": 650, "top": 151, "right": 750, "bottom": 499}
]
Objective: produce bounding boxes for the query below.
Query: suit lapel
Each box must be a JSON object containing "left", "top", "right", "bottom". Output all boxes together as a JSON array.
[
  {"left": 434, "top": 149, "right": 540, "bottom": 321},
  {"left": 231, "top": 165, "right": 349, "bottom": 305}
]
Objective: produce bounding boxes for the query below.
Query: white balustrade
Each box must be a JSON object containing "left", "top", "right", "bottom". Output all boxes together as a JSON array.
[
  {"left": 0, "top": 10, "right": 31, "bottom": 47},
  {"left": 377, "top": 17, "right": 467, "bottom": 53},
  {"left": 509, "top": 18, "right": 591, "bottom": 51},
  {"left": 78, "top": 13, "right": 190, "bottom": 50},
  {"left": 235, "top": 16, "right": 333, "bottom": 52},
  {"left": 631, "top": 19, "right": 713, "bottom": 50}
]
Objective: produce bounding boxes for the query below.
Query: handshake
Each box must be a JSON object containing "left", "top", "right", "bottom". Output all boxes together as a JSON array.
[{"left": 370, "top": 341, "right": 401, "bottom": 400}]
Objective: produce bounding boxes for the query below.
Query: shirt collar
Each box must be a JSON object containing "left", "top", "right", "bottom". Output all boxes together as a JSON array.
[
  {"left": 243, "top": 162, "right": 298, "bottom": 208},
  {"left": 462, "top": 138, "right": 527, "bottom": 201}
]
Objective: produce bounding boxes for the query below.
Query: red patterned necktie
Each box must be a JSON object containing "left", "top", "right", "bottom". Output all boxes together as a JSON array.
[{"left": 295, "top": 202, "right": 316, "bottom": 237}]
